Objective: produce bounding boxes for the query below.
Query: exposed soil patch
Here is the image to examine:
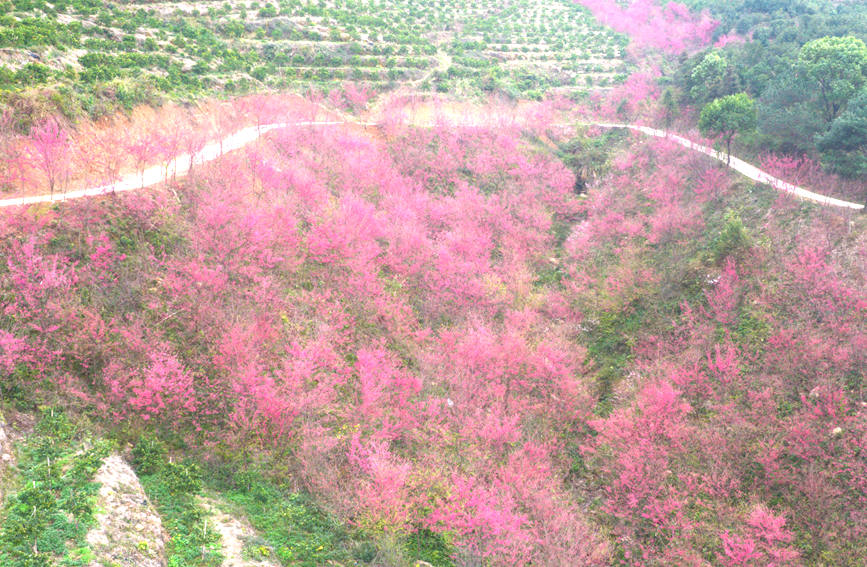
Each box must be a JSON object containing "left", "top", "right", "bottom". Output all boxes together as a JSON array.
[{"left": 199, "top": 495, "right": 279, "bottom": 567}]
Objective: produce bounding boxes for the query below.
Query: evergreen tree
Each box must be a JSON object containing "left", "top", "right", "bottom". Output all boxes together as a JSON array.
[{"left": 699, "top": 93, "right": 758, "bottom": 165}]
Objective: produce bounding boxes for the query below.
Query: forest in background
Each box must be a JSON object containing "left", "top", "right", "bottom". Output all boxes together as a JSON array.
[{"left": 667, "top": 0, "right": 867, "bottom": 178}]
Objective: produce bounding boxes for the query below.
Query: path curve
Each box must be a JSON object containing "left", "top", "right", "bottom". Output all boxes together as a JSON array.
[
  {"left": 0, "top": 121, "right": 350, "bottom": 209},
  {"left": 0, "top": 116, "right": 862, "bottom": 211},
  {"left": 579, "top": 122, "right": 864, "bottom": 211}
]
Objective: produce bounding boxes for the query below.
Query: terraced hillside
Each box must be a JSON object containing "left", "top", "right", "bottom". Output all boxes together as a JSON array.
[
  {"left": 444, "top": 0, "right": 628, "bottom": 97},
  {"left": 0, "top": 0, "right": 629, "bottom": 122}
]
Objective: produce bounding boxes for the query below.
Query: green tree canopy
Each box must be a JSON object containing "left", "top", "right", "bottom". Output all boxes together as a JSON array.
[
  {"left": 816, "top": 89, "right": 867, "bottom": 181},
  {"left": 799, "top": 35, "right": 867, "bottom": 122},
  {"left": 688, "top": 50, "right": 727, "bottom": 102},
  {"left": 757, "top": 74, "right": 827, "bottom": 154},
  {"left": 699, "top": 93, "right": 757, "bottom": 165}
]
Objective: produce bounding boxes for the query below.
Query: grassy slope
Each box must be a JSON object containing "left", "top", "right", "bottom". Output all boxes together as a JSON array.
[{"left": 0, "top": 408, "right": 110, "bottom": 567}]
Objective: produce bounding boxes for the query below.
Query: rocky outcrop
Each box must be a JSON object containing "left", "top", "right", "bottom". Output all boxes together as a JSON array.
[{"left": 86, "top": 454, "right": 168, "bottom": 567}]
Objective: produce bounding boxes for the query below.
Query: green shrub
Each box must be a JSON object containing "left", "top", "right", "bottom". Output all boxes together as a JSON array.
[
  {"left": 258, "top": 3, "right": 277, "bottom": 17},
  {"left": 131, "top": 435, "right": 168, "bottom": 475},
  {"left": 710, "top": 210, "right": 751, "bottom": 262},
  {"left": 162, "top": 461, "right": 203, "bottom": 495},
  {"left": 14, "top": 63, "right": 50, "bottom": 85},
  {"left": 213, "top": 470, "right": 379, "bottom": 566},
  {"left": 404, "top": 528, "right": 455, "bottom": 567},
  {"left": 34, "top": 406, "right": 75, "bottom": 441}
]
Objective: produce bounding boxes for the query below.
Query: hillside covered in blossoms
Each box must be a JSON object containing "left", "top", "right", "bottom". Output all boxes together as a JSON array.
[{"left": 1, "top": 1, "right": 866, "bottom": 566}]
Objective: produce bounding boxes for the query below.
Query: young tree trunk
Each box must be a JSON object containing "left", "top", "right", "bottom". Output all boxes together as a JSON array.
[{"left": 726, "top": 134, "right": 732, "bottom": 166}]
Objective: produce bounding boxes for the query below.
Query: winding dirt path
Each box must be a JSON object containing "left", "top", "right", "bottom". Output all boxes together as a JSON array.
[
  {"left": 198, "top": 495, "right": 279, "bottom": 567},
  {"left": 584, "top": 122, "right": 864, "bottom": 211},
  {"left": 0, "top": 113, "right": 862, "bottom": 211},
  {"left": 0, "top": 121, "right": 349, "bottom": 209}
]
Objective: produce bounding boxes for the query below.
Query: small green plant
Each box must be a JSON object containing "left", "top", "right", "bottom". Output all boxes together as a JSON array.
[{"left": 242, "top": 540, "right": 274, "bottom": 560}]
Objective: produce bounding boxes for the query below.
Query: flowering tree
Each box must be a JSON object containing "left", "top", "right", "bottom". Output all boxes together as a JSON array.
[
  {"left": 27, "top": 119, "right": 71, "bottom": 196},
  {"left": 0, "top": 110, "right": 20, "bottom": 190},
  {"left": 573, "top": 0, "right": 717, "bottom": 54}
]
